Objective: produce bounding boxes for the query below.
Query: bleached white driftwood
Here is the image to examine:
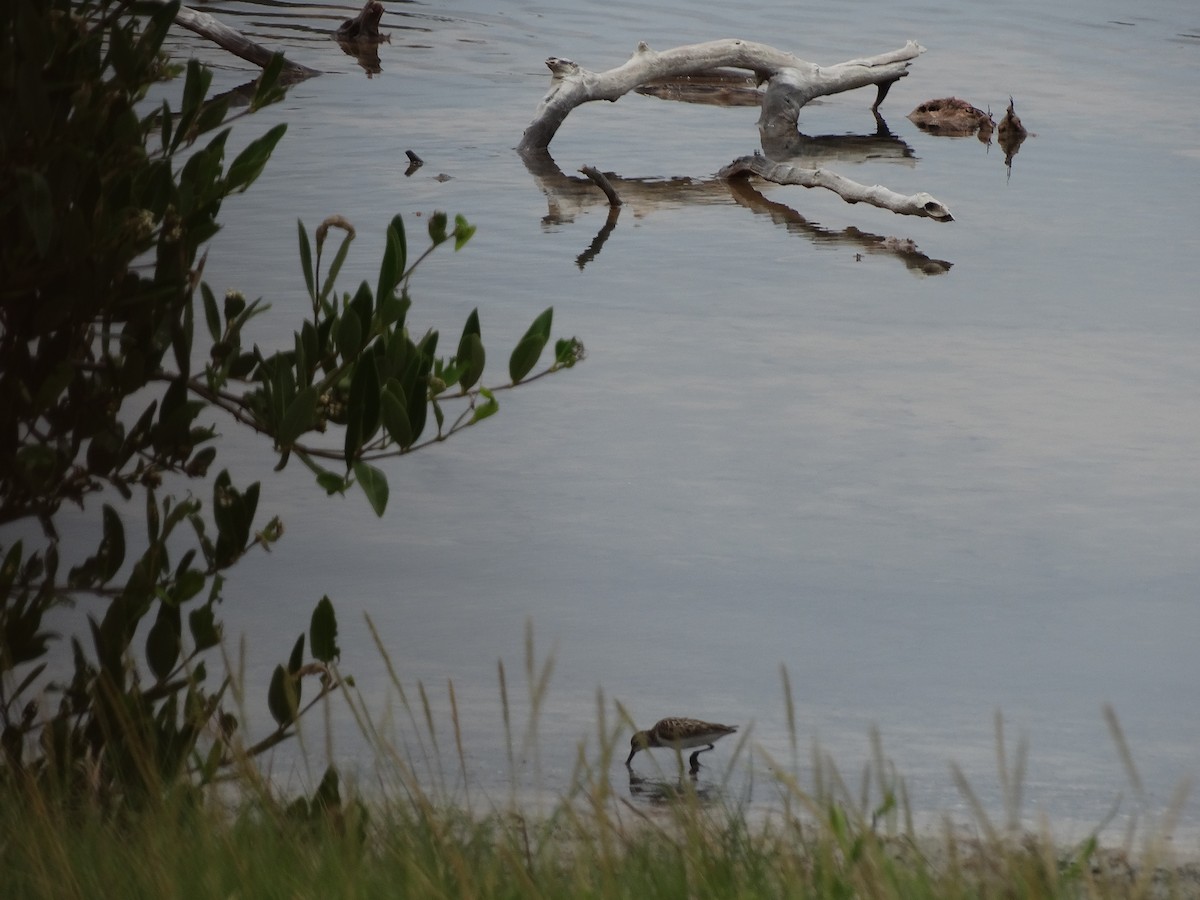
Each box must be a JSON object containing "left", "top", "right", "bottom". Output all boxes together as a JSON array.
[
  {"left": 518, "top": 39, "right": 924, "bottom": 154},
  {"left": 720, "top": 155, "right": 953, "bottom": 221}
]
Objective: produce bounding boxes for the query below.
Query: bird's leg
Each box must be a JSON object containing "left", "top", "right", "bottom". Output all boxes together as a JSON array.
[{"left": 688, "top": 743, "right": 717, "bottom": 773}]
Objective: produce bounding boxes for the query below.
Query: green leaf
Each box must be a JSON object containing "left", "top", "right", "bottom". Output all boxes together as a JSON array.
[
  {"left": 471, "top": 387, "right": 499, "bottom": 423},
  {"left": 427, "top": 211, "right": 448, "bottom": 245},
  {"left": 172, "top": 59, "right": 214, "bottom": 153},
  {"left": 456, "top": 309, "right": 485, "bottom": 391},
  {"left": 345, "top": 352, "right": 381, "bottom": 459},
  {"left": 297, "top": 219, "right": 315, "bottom": 301},
  {"left": 336, "top": 307, "right": 363, "bottom": 365},
  {"left": 508, "top": 307, "right": 554, "bottom": 382},
  {"left": 377, "top": 215, "right": 407, "bottom": 301},
  {"left": 353, "top": 461, "right": 389, "bottom": 516},
  {"left": 320, "top": 229, "right": 355, "bottom": 304},
  {"left": 146, "top": 602, "right": 181, "bottom": 681},
  {"left": 277, "top": 385, "right": 318, "bottom": 447},
  {"left": 310, "top": 596, "right": 340, "bottom": 663},
  {"left": 253, "top": 52, "right": 286, "bottom": 110},
  {"left": 349, "top": 285, "right": 374, "bottom": 345},
  {"left": 172, "top": 568, "right": 206, "bottom": 605},
  {"left": 380, "top": 385, "right": 413, "bottom": 448},
  {"left": 316, "top": 471, "right": 348, "bottom": 494},
  {"left": 225, "top": 123, "right": 287, "bottom": 193},
  {"left": 508, "top": 334, "right": 546, "bottom": 383},
  {"left": 453, "top": 214, "right": 476, "bottom": 250},
  {"left": 525, "top": 306, "right": 554, "bottom": 342},
  {"left": 267, "top": 664, "right": 296, "bottom": 727},
  {"left": 458, "top": 332, "right": 485, "bottom": 392},
  {"left": 288, "top": 633, "right": 305, "bottom": 674},
  {"left": 201, "top": 282, "right": 222, "bottom": 343},
  {"left": 555, "top": 336, "right": 585, "bottom": 367},
  {"left": 99, "top": 505, "right": 126, "bottom": 583}
]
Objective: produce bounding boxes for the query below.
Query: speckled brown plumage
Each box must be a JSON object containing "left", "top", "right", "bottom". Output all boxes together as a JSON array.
[{"left": 626, "top": 717, "right": 738, "bottom": 768}]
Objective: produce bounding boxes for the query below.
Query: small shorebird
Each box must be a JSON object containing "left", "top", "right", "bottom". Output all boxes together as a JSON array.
[{"left": 625, "top": 717, "right": 738, "bottom": 772}]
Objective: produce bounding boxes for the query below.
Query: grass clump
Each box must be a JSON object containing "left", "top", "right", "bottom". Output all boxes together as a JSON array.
[{"left": 2, "top": 634, "right": 1195, "bottom": 900}]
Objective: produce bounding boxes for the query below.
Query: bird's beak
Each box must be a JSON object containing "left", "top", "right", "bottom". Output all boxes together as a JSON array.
[{"left": 625, "top": 746, "right": 638, "bottom": 766}]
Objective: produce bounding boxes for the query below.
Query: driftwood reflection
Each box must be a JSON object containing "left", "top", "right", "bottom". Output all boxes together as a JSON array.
[
  {"left": 634, "top": 69, "right": 763, "bottom": 107},
  {"left": 726, "top": 179, "right": 952, "bottom": 276},
  {"left": 521, "top": 135, "right": 951, "bottom": 274},
  {"left": 759, "top": 110, "right": 915, "bottom": 167}
]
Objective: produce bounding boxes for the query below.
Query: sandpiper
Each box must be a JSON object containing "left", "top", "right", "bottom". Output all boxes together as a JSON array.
[{"left": 625, "top": 717, "right": 738, "bottom": 771}]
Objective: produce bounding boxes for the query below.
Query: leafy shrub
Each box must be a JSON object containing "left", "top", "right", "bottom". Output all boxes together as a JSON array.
[{"left": 0, "top": 0, "right": 582, "bottom": 805}]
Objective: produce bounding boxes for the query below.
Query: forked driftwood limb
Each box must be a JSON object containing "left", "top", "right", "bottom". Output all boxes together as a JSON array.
[
  {"left": 518, "top": 39, "right": 925, "bottom": 154},
  {"left": 720, "top": 155, "right": 953, "bottom": 221}
]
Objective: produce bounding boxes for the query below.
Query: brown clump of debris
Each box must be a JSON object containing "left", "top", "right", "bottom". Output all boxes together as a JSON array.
[
  {"left": 337, "top": 1, "right": 387, "bottom": 41},
  {"left": 996, "top": 96, "right": 1029, "bottom": 163},
  {"left": 908, "top": 97, "right": 995, "bottom": 140}
]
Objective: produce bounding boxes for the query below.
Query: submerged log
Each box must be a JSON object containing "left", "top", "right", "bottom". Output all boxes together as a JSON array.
[{"left": 518, "top": 39, "right": 925, "bottom": 154}]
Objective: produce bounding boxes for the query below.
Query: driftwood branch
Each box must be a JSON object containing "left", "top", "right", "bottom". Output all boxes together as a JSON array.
[
  {"left": 518, "top": 39, "right": 924, "bottom": 154},
  {"left": 153, "top": 0, "right": 321, "bottom": 80},
  {"left": 720, "top": 155, "right": 953, "bottom": 221}
]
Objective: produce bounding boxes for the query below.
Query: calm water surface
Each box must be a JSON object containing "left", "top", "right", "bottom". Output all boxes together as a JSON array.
[{"left": 151, "top": 0, "right": 1200, "bottom": 840}]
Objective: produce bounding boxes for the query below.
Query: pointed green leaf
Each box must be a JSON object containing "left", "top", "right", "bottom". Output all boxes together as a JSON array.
[
  {"left": 458, "top": 332, "right": 485, "bottom": 392},
  {"left": 427, "top": 211, "right": 448, "bottom": 245},
  {"left": 225, "top": 123, "right": 287, "bottom": 193},
  {"left": 267, "top": 664, "right": 296, "bottom": 727},
  {"left": 508, "top": 334, "right": 547, "bottom": 383},
  {"left": 201, "top": 283, "right": 222, "bottom": 343},
  {"left": 189, "top": 602, "right": 221, "bottom": 651},
  {"left": 320, "top": 229, "right": 355, "bottom": 304},
  {"left": 316, "top": 471, "right": 348, "bottom": 494},
  {"left": 99, "top": 505, "right": 126, "bottom": 583},
  {"left": 298, "top": 219, "right": 315, "bottom": 301},
  {"left": 471, "top": 387, "right": 499, "bottom": 423},
  {"left": 336, "top": 307, "right": 363, "bottom": 364},
  {"left": 288, "top": 633, "right": 305, "bottom": 674},
  {"left": 525, "top": 306, "right": 554, "bottom": 342},
  {"left": 456, "top": 309, "right": 485, "bottom": 391},
  {"left": 353, "top": 461, "right": 389, "bottom": 516},
  {"left": 349, "top": 352, "right": 381, "bottom": 445},
  {"left": 380, "top": 387, "right": 413, "bottom": 448},
  {"left": 377, "top": 215, "right": 407, "bottom": 301},
  {"left": 146, "top": 602, "right": 181, "bottom": 681},
  {"left": 310, "top": 596, "right": 340, "bottom": 663},
  {"left": 278, "top": 385, "right": 318, "bottom": 447}
]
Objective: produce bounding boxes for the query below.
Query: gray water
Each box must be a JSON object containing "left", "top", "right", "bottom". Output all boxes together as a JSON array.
[{"left": 151, "top": 0, "right": 1200, "bottom": 842}]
